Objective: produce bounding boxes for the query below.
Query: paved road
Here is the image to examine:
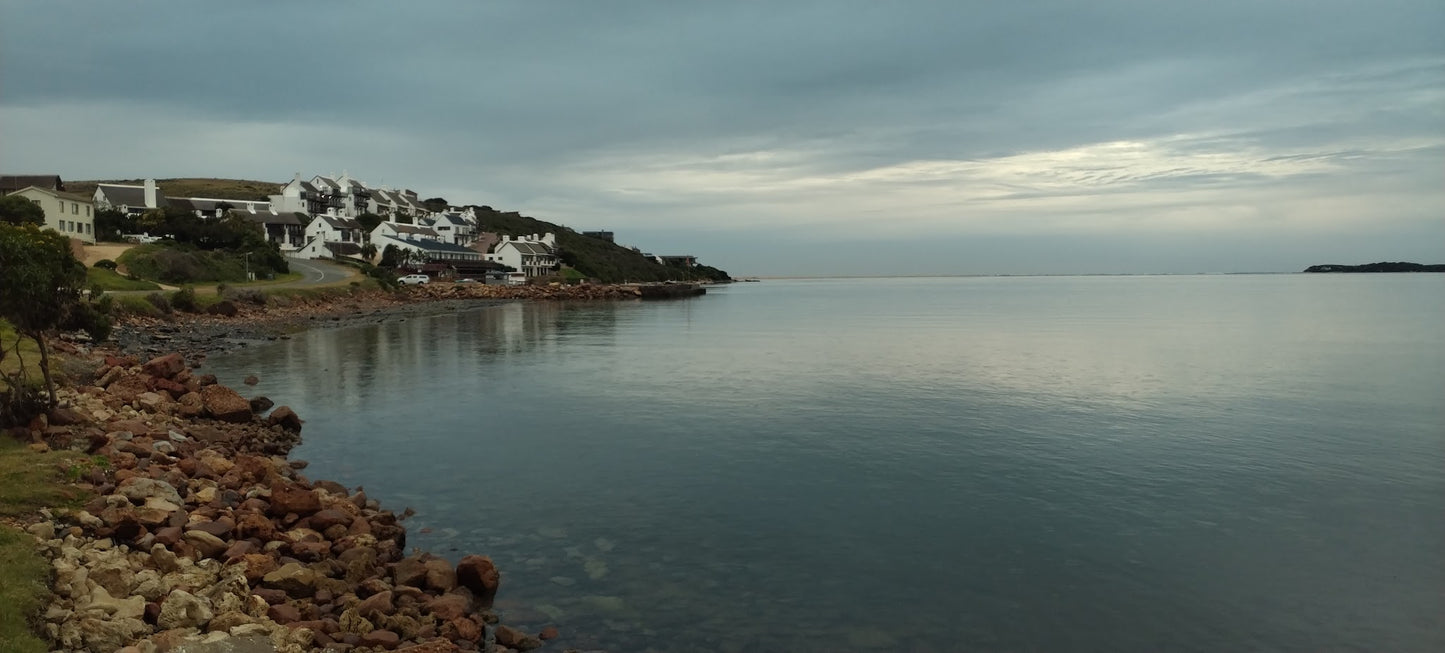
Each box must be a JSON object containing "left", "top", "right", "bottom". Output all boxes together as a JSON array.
[{"left": 281, "top": 257, "right": 360, "bottom": 287}]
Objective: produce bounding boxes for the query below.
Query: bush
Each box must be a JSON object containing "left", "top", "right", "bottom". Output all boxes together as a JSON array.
[
  {"left": 144, "top": 292, "right": 172, "bottom": 315},
  {"left": 222, "top": 287, "right": 266, "bottom": 306},
  {"left": 170, "top": 286, "right": 198, "bottom": 312},
  {"left": 93, "top": 259, "right": 119, "bottom": 271},
  {"left": 62, "top": 302, "right": 112, "bottom": 342}
]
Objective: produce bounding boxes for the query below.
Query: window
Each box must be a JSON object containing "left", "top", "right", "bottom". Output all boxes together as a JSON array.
[
  {"left": 86, "top": 206, "right": 91, "bottom": 216},
  {"left": 72, "top": 202, "right": 79, "bottom": 214}
]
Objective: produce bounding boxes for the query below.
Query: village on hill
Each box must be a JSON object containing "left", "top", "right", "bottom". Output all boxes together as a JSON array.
[{"left": 0, "top": 173, "right": 720, "bottom": 285}]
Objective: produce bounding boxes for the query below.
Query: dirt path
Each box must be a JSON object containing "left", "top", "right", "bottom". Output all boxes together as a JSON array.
[{"left": 78, "top": 243, "right": 135, "bottom": 267}]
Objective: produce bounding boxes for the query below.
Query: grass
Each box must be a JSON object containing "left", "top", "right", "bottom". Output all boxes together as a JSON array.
[
  {"left": 65, "top": 177, "right": 279, "bottom": 202},
  {"left": 0, "top": 321, "right": 41, "bottom": 393},
  {"left": 85, "top": 267, "right": 159, "bottom": 291},
  {"left": 0, "top": 437, "right": 89, "bottom": 653}
]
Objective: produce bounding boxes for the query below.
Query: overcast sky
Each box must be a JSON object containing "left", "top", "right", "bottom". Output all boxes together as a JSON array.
[{"left": 3, "top": 1, "right": 1441, "bottom": 275}]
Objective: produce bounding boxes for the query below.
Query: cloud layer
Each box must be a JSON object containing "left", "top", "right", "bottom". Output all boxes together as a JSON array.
[{"left": 3, "top": 1, "right": 1441, "bottom": 274}]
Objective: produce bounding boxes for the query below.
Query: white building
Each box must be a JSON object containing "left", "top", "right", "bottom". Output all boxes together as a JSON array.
[
  {"left": 297, "top": 214, "right": 365, "bottom": 259},
  {"left": 93, "top": 179, "right": 166, "bottom": 215},
  {"left": 6, "top": 186, "right": 97, "bottom": 244},
  {"left": 486, "top": 233, "right": 558, "bottom": 281}
]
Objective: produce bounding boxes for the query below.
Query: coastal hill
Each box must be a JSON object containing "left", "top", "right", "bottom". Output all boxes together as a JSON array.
[
  {"left": 68, "top": 178, "right": 278, "bottom": 201},
  {"left": 69, "top": 178, "right": 729, "bottom": 282},
  {"left": 1303, "top": 262, "right": 1445, "bottom": 273}
]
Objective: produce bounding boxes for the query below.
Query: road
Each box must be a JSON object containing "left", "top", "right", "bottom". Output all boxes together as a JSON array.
[{"left": 281, "top": 257, "right": 360, "bottom": 287}]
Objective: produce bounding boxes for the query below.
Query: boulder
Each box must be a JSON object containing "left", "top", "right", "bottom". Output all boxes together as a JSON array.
[
  {"left": 243, "top": 375, "right": 259, "bottom": 386},
  {"left": 48, "top": 406, "right": 86, "bottom": 426},
  {"left": 200, "top": 385, "right": 252, "bottom": 423},
  {"left": 359, "top": 629, "right": 401, "bottom": 649},
  {"left": 356, "top": 589, "right": 394, "bottom": 620},
  {"left": 267, "top": 602, "right": 302, "bottom": 624},
  {"left": 248, "top": 396, "right": 274, "bottom": 413},
  {"left": 205, "top": 300, "right": 238, "bottom": 317},
  {"left": 267, "top": 405, "right": 303, "bottom": 432},
  {"left": 393, "top": 556, "right": 429, "bottom": 588},
  {"left": 74, "top": 616, "right": 148, "bottom": 653},
  {"left": 424, "top": 558, "right": 457, "bottom": 592},
  {"left": 262, "top": 562, "right": 319, "bottom": 598},
  {"left": 117, "top": 476, "right": 183, "bottom": 505},
  {"left": 494, "top": 624, "right": 542, "bottom": 651},
  {"left": 425, "top": 593, "right": 470, "bottom": 622},
  {"left": 157, "top": 589, "right": 214, "bottom": 630},
  {"left": 183, "top": 530, "right": 229, "bottom": 559},
  {"left": 142, "top": 353, "right": 186, "bottom": 379},
  {"left": 441, "top": 617, "right": 482, "bottom": 643},
  {"left": 455, "top": 555, "right": 499, "bottom": 596},
  {"left": 269, "top": 484, "right": 321, "bottom": 516}
]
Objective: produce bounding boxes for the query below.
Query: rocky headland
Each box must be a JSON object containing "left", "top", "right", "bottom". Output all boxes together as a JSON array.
[{"left": 9, "top": 344, "right": 572, "bottom": 652}]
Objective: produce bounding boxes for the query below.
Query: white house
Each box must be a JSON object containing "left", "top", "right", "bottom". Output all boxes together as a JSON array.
[
  {"left": 93, "top": 179, "right": 166, "bottom": 215},
  {"left": 372, "top": 221, "right": 442, "bottom": 243},
  {"left": 371, "top": 233, "right": 484, "bottom": 264},
  {"left": 6, "top": 186, "right": 97, "bottom": 244},
  {"left": 238, "top": 209, "right": 308, "bottom": 252},
  {"left": 486, "top": 233, "right": 558, "bottom": 281},
  {"left": 269, "top": 173, "right": 329, "bottom": 215},
  {"left": 297, "top": 214, "right": 365, "bottom": 259},
  {"left": 429, "top": 213, "right": 476, "bottom": 245}
]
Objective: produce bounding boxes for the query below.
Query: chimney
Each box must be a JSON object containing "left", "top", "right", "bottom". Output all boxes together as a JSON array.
[{"left": 144, "top": 178, "right": 157, "bottom": 208}]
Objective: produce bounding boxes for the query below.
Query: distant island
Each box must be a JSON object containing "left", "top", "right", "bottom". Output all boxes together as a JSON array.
[{"left": 1303, "top": 262, "right": 1445, "bottom": 273}]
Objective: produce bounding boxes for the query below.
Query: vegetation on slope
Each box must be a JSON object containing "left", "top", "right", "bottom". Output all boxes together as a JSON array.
[
  {"left": 85, "top": 266, "right": 160, "bottom": 291},
  {"left": 1303, "top": 261, "right": 1445, "bottom": 273},
  {"left": 65, "top": 178, "right": 279, "bottom": 202},
  {"left": 469, "top": 206, "right": 730, "bottom": 283}
]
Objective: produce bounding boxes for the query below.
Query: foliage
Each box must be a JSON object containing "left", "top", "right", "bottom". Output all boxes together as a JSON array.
[
  {"left": 356, "top": 212, "right": 384, "bottom": 234},
  {"left": 65, "top": 177, "right": 277, "bottom": 201},
  {"left": 93, "top": 258, "right": 118, "bottom": 271},
  {"left": 422, "top": 197, "right": 449, "bottom": 213},
  {"left": 118, "top": 242, "right": 285, "bottom": 284},
  {"left": 85, "top": 266, "right": 159, "bottom": 291},
  {"left": 144, "top": 292, "right": 172, "bottom": 315},
  {"left": 0, "top": 196, "right": 44, "bottom": 226},
  {"left": 468, "top": 205, "right": 731, "bottom": 283},
  {"left": 0, "top": 223, "right": 86, "bottom": 409},
  {"left": 1303, "top": 261, "right": 1445, "bottom": 273},
  {"left": 170, "top": 286, "right": 198, "bottom": 312},
  {"left": 92, "top": 207, "right": 136, "bottom": 241}
]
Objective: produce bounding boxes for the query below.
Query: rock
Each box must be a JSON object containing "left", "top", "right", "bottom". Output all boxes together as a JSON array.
[
  {"left": 158, "top": 589, "right": 215, "bottom": 630},
  {"left": 48, "top": 405, "right": 85, "bottom": 426},
  {"left": 397, "top": 640, "right": 463, "bottom": 653},
  {"left": 184, "top": 530, "right": 229, "bottom": 558},
  {"left": 539, "top": 626, "right": 559, "bottom": 640},
  {"left": 200, "top": 384, "right": 252, "bottom": 423},
  {"left": 177, "top": 392, "right": 206, "bottom": 417},
  {"left": 135, "top": 391, "right": 167, "bottom": 412},
  {"left": 117, "top": 476, "right": 184, "bottom": 505},
  {"left": 422, "top": 558, "right": 457, "bottom": 592},
  {"left": 243, "top": 374, "right": 259, "bottom": 386},
  {"left": 393, "top": 556, "right": 429, "bottom": 588},
  {"left": 142, "top": 353, "right": 187, "bottom": 379},
  {"left": 356, "top": 590, "right": 393, "bottom": 620},
  {"left": 455, "top": 555, "right": 499, "bottom": 596},
  {"left": 27, "top": 521, "right": 55, "bottom": 540},
  {"left": 185, "top": 517, "right": 235, "bottom": 539},
  {"left": 267, "top": 602, "right": 302, "bottom": 624},
  {"left": 308, "top": 508, "right": 352, "bottom": 532},
  {"left": 359, "top": 629, "right": 400, "bottom": 649},
  {"left": 75, "top": 616, "right": 148, "bottom": 653},
  {"left": 425, "top": 593, "right": 470, "bottom": 622},
  {"left": 82, "top": 585, "right": 147, "bottom": 621},
  {"left": 494, "top": 624, "right": 542, "bottom": 651},
  {"left": 441, "top": 617, "right": 482, "bottom": 643},
  {"left": 262, "top": 562, "right": 319, "bottom": 598},
  {"left": 248, "top": 396, "right": 274, "bottom": 413},
  {"left": 206, "top": 300, "right": 238, "bottom": 317},
  {"left": 267, "top": 405, "right": 302, "bottom": 432},
  {"left": 269, "top": 484, "right": 321, "bottom": 516},
  {"left": 97, "top": 365, "right": 123, "bottom": 388}
]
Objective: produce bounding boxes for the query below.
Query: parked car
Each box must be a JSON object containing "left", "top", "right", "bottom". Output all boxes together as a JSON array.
[
  {"left": 456, "top": 277, "right": 478, "bottom": 283},
  {"left": 398, "top": 274, "right": 430, "bottom": 285}
]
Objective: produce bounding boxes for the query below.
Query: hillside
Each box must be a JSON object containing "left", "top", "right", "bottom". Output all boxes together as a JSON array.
[
  {"left": 469, "top": 206, "right": 730, "bottom": 283},
  {"left": 67, "top": 178, "right": 279, "bottom": 201},
  {"left": 1303, "top": 262, "right": 1445, "bottom": 273}
]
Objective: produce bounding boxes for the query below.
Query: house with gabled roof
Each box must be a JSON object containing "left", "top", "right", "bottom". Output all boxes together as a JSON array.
[
  {"left": 233, "top": 208, "right": 308, "bottom": 251},
  {"left": 0, "top": 174, "right": 63, "bottom": 194},
  {"left": 372, "top": 221, "right": 442, "bottom": 243},
  {"left": 269, "top": 173, "right": 331, "bottom": 215},
  {"left": 93, "top": 179, "right": 167, "bottom": 215},
  {"left": 372, "top": 234, "right": 485, "bottom": 265},
  {"left": 486, "top": 233, "right": 558, "bottom": 282},
  {"left": 6, "top": 186, "right": 98, "bottom": 243},
  {"left": 297, "top": 214, "right": 366, "bottom": 259}
]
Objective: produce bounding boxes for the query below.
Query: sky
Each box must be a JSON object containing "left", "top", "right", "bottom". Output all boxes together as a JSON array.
[{"left": 2, "top": 1, "right": 1442, "bottom": 276}]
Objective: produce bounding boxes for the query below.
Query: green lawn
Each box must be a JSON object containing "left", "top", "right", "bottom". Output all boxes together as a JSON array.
[
  {"left": 85, "top": 267, "right": 160, "bottom": 292},
  {"left": 0, "top": 438, "right": 89, "bottom": 653}
]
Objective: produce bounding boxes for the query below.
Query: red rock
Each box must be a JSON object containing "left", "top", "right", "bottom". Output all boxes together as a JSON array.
[
  {"left": 455, "top": 556, "right": 499, "bottom": 596},
  {"left": 393, "top": 556, "right": 429, "bottom": 588},
  {"left": 268, "top": 603, "right": 302, "bottom": 624},
  {"left": 426, "top": 593, "right": 470, "bottom": 622},
  {"left": 252, "top": 587, "right": 288, "bottom": 605},
  {"left": 308, "top": 509, "right": 352, "bottom": 532},
  {"left": 269, "top": 484, "right": 321, "bottom": 516},
  {"left": 539, "top": 626, "right": 559, "bottom": 640},
  {"left": 494, "top": 624, "right": 542, "bottom": 650},
  {"left": 290, "top": 540, "right": 331, "bottom": 562},
  {"left": 359, "top": 629, "right": 400, "bottom": 649},
  {"left": 200, "top": 384, "right": 252, "bottom": 423},
  {"left": 222, "top": 539, "right": 256, "bottom": 560},
  {"left": 142, "top": 353, "right": 186, "bottom": 379},
  {"left": 424, "top": 558, "right": 456, "bottom": 592},
  {"left": 397, "top": 640, "right": 462, "bottom": 653},
  {"left": 149, "top": 377, "right": 189, "bottom": 398},
  {"left": 235, "top": 511, "right": 277, "bottom": 540},
  {"left": 356, "top": 589, "right": 394, "bottom": 620},
  {"left": 267, "top": 405, "right": 303, "bottom": 432},
  {"left": 48, "top": 406, "right": 85, "bottom": 426},
  {"left": 185, "top": 517, "right": 235, "bottom": 538},
  {"left": 441, "top": 616, "right": 481, "bottom": 643},
  {"left": 153, "top": 526, "right": 183, "bottom": 547}
]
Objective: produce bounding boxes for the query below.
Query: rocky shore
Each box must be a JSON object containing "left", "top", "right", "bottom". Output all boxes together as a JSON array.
[{"left": 11, "top": 344, "right": 572, "bottom": 653}]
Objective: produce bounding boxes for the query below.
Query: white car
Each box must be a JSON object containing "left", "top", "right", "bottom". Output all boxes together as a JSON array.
[{"left": 398, "top": 274, "right": 430, "bottom": 285}]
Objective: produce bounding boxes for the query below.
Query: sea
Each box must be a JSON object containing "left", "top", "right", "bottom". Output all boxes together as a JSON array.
[{"left": 204, "top": 274, "right": 1445, "bottom": 652}]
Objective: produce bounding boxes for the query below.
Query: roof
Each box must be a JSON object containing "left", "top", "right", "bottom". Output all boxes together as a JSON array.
[
  {"left": 499, "top": 240, "right": 554, "bottom": 256},
  {"left": 242, "top": 211, "right": 306, "bottom": 225},
  {"left": 390, "top": 237, "right": 482, "bottom": 255},
  {"left": 439, "top": 214, "right": 469, "bottom": 226},
  {"left": 7, "top": 186, "right": 93, "bottom": 203},
  {"left": 324, "top": 242, "right": 364, "bottom": 257},
  {"left": 95, "top": 183, "right": 166, "bottom": 208},
  {"left": 0, "top": 175, "right": 63, "bottom": 193},
  {"left": 388, "top": 223, "right": 440, "bottom": 237},
  {"left": 316, "top": 215, "right": 363, "bottom": 230}
]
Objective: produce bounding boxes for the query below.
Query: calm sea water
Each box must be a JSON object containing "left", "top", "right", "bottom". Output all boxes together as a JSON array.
[{"left": 205, "top": 275, "right": 1445, "bottom": 652}]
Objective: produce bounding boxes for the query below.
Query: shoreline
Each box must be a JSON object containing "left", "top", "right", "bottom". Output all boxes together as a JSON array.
[{"left": 6, "top": 286, "right": 676, "bottom": 652}]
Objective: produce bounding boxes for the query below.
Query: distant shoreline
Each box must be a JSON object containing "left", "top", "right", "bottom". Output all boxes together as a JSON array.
[{"left": 1303, "top": 262, "right": 1445, "bottom": 273}]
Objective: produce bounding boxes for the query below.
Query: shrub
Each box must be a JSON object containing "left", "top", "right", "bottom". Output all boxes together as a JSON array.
[
  {"left": 222, "top": 287, "right": 266, "bottom": 306},
  {"left": 170, "top": 286, "right": 198, "bottom": 312},
  {"left": 93, "top": 259, "right": 119, "bottom": 271},
  {"left": 144, "top": 292, "right": 172, "bottom": 315}
]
